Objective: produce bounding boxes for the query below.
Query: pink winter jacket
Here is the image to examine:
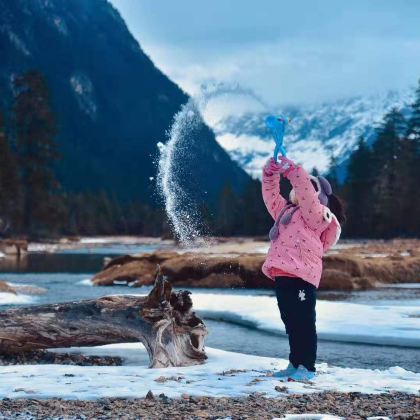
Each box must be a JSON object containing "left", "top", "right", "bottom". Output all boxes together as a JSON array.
[{"left": 262, "top": 164, "right": 341, "bottom": 288}]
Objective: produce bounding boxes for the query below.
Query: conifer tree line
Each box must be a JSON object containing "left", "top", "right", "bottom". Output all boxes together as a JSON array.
[
  {"left": 0, "top": 70, "right": 167, "bottom": 239},
  {"left": 204, "top": 80, "right": 420, "bottom": 239},
  {"left": 0, "top": 70, "right": 271, "bottom": 239},
  {"left": 328, "top": 80, "right": 420, "bottom": 238}
]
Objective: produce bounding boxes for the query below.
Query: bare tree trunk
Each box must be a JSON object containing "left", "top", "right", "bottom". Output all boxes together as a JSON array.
[{"left": 0, "top": 271, "right": 207, "bottom": 368}]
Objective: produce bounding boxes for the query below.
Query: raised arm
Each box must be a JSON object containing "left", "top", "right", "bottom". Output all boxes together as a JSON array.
[
  {"left": 287, "top": 164, "right": 330, "bottom": 232},
  {"left": 262, "top": 158, "right": 287, "bottom": 220}
]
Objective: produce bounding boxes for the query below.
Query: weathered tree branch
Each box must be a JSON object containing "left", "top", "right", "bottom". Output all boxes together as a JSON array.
[{"left": 0, "top": 269, "right": 207, "bottom": 368}]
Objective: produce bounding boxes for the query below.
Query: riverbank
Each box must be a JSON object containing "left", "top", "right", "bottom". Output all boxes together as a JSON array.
[
  {"left": 0, "top": 239, "right": 418, "bottom": 419},
  {"left": 90, "top": 238, "right": 420, "bottom": 291},
  {"left": 0, "top": 345, "right": 418, "bottom": 418},
  {"left": 0, "top": 392, "right": 417, "bottom": 419}
]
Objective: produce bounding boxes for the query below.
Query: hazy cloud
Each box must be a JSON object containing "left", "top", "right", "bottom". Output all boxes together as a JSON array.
[{"left": 112, "top": 0, "right": 420, "bottom": 105}]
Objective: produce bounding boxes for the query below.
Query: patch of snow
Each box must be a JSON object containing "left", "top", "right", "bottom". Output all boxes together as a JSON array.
[
  {"left": 76, "top": 278, "right": 93, "bottom": 286},
  {"left": 0, "top": 292, "right": 35, "bottom": 306},
  {"left": 377, "top": 283, "right": 420, "bottom": 289},
  {"left": 359, "top": 253, "right": 389, "bottom": 258},
  {"left": 276, "top": 416, "right": 343, "bottom": 420},
  {"left": 27, "top": 243, "right": 57, "bottom": 253},
  {"left": 0, "top": 345, "right": 418, "bottom": 399},
  {"left": 254, "top": 245, "right": 270, "bottom": 254},
  {"left": 7, "top": 31, "right": 31, "bottom": 56},
  {"left": 193, "top": 294, "right": 420, "bottom": 348},
  {"left": 79, "top": 237, "right": 119, "bottom": 244},
  {"left": 52, "top": 16, "right": 68, "bottom": 35},
  {"left": 70, "top": 73, "right": 97, "bottom": 119}
]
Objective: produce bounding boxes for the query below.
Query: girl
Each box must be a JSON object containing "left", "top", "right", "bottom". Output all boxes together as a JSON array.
[{"left": 262, "top": 156, "right": 345, "bottom": 382}]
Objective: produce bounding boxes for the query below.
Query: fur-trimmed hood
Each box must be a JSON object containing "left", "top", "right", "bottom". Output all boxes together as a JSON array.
[{"left": 320, "top": 212, "right": 341, "bottom": 252}]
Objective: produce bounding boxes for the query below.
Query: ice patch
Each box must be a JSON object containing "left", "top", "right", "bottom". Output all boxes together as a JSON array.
[
  {"left": 254, "top": 245, "right": 270, "bottom": 253},
  {"left": 0, "top": 346, "right": 418, "bottom": 399},
  {"left": 377, "top": 283, "right": 420, "bottom": 289},
  {"left": 193, "top": 294, "right": 420, "bottom": 348},
  {"left": 0, "top": 292, "right": 35, "bottom": 305},
  {"left": 79, "top": 237, "right": 116, "bottom": 244},
  {"left": 77, "top": 278, "right": 93, "bottom": 286}
]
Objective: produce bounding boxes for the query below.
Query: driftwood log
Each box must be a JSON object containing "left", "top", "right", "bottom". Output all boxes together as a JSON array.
[{"left": 0, "top": 271, "right": 208, "bottom": 368}]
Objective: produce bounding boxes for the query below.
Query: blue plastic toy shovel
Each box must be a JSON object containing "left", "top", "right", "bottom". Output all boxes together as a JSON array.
[{"left": 265, "top": 115, "right": 290, "bottom": 162}]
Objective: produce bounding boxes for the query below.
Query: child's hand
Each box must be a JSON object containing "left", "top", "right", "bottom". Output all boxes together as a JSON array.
[
  {"left": 277, "top": 156, "right": 297, "bottom": 177},
  {"left": 263, "top": 158, "right": 282, "bottom": 176}
]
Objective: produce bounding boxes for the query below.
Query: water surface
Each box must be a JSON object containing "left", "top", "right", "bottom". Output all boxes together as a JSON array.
[{"left": 0, "top": 244, "right": 418, "bottom": 371}]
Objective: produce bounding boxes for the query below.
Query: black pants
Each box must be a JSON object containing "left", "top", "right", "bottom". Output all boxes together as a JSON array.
[{"left": 275, "top": 276, "right": 317, "bottom": 372}]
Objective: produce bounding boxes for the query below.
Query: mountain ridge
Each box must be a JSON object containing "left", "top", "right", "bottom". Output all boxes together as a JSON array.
[
  {"left": 211, "top": 88, "right": 414, "bottom": 178},
  {"left": 0, "top": 0, "right": 249, "bottom": 204}
]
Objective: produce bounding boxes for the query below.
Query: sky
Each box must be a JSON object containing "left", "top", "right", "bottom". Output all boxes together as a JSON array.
[{"left": 111, "top": 0, "right": 420, "bottom": 106}]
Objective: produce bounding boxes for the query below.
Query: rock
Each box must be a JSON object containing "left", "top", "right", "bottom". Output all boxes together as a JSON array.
[
  {"left": 145, "top": 390, "right": 155, "bottom": 400},
  {"left": 0, "top": 280, "right": 17, "bottom": 294},
  {"left": 319, "top": 269, "right": 375, "bottom": 291},
  {"left": 91, "top": 241, "right": 420, "bottom": 291},
  {"left": 0, "top": 239, "right": 28, "bottom": 256},
  {"left": 14, "top": 285, "right": 47, "bottom": 295},
  {"left": 0, "top": 281, "right": 46, "bottom": 296},
  {"left": 92, "top": 252, "right": 175, "bottom": 286},
  {"left": 320, "top": 269, "right": 356, "bottom": 290},
  {"left": 92, "top": 251, "right": 272, "bottom": 289}
]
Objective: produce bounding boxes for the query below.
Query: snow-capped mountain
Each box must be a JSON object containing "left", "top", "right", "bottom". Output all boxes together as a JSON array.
[{"left": 211, "top": 89, "right": 414, "bottom": 178}]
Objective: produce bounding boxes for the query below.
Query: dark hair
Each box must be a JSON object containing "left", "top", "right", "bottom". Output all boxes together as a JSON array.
[
  {"left": 310, "top": 179, "right": 346, "bottom": 225},
  {"left": 327, "top": 193, "right": 346, "bottom": 225}
]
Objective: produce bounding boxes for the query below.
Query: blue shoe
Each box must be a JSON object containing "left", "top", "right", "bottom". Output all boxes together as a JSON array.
[
  {"left": 273, "top": 362, "right": 297, "bottom": 378},
  {"left": 288, "top": 365, "right": 316, "bottom": 382}
]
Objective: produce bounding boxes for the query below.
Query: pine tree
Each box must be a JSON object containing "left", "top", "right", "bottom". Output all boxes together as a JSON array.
[
  {"left": 0, "top": 112, "right": 21, "bottom": 235},
  {"left": 215, "top": 183, "right": 238, "bottom": 236},
  {"left": 326, "top": 154, "right": 341, "bottom": 192},
  {"left": 402, "top": 82, "right": 420, "bottom": 235},
  {"left": 369, "top": 108, "right": 407, "bottom": 236},
  {"left": 310, "top": 167, "right": 320, "bottom": 177},
  {"left": 239, "top": 179, "right": 271, "bottom": 236},
  {"left": 344, "top": 137, "right": 374, "bottom": 236},
  {"left": 13, "top": 71, "right": 61, "bottom": 237},
  {"left": 407, "top": 79, "right": 420, "bottom": 147}
]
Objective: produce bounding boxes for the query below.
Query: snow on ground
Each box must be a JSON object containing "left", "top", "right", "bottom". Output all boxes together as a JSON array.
[
  {"left": 0, "top": 345, "right": 418, "bottom": 400},
  {"left": 28, "top": 237, "right": 171, "bottom": 253},
  {"left": 0, "top": 292, "right": 35, "bottom": 305},
  {"left": 77, "top": 278, "right": 95, "bottom": 286},
  {"left": 79, "top": 237, "right": 125, "bottom": 244},
  {"left": 276, "top": 416, "right": 344, "bottom": 420},
  {"left": 378, "top": 283, "right": 420, "bottom": 289},
  {"left": 192, "top": 294, "right": 420, "bottom": 348}
]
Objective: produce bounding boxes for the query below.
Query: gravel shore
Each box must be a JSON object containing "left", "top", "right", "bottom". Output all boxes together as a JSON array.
[
  {"left": 0, "top": 392, "right": 418, "bottom": 419},
  {"left": 0, "top": 351, "right": 122, "bottom": 366}
]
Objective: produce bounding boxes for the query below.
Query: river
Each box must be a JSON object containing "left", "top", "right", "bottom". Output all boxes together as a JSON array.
[{"left": 0, "top": 243, "right": 418, "bottom": 372}]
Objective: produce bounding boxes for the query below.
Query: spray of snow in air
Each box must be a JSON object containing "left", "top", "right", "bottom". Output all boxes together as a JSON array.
[
  {"left": 157, "top": 99, "right": 204, "bottom": 244},
  {"left": 157, "top": 82, "right": 270, "bottom": 245}
]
